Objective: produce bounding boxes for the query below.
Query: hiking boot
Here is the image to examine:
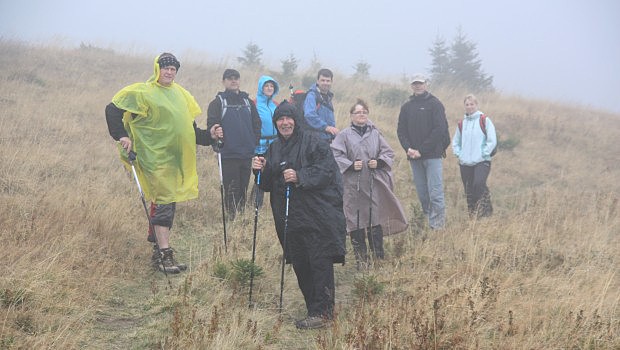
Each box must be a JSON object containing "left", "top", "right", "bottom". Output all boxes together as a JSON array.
[
  {"left": 295, "top": 316, "right": 328, "bottom": 330},
  {"left": 158, "top": 248, "right": 181, "bottom": 274},
  {"left": 152, "top": 246, "right": 186, "bottom": 271}
]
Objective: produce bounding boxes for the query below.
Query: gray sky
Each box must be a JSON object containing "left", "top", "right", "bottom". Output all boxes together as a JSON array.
[{"left": 2, "top": 0, "right": 619, "bottom": 113}]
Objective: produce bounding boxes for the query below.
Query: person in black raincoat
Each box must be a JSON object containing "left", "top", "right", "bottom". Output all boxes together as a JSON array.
[{"left": 252, "top": 101, "right": 346, "bottom": 330}]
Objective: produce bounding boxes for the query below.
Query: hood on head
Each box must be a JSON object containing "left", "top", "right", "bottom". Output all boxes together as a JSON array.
[
  {"left": 257, "top": 75, "right": 280, "bottom": 98},
  {"left": 272, "top": 100, "right": 303, "bottom": 136},
  {"left": 148, "top": 53, "right": 176, "bottom": 85},
  {"left": 272, "top": 100, "right": 298, "bottom": 124}
]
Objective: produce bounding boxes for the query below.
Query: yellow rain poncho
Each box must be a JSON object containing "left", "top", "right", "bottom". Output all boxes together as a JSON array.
[{"left": 113, "top": 55, "right": 201, "bottom": 204}]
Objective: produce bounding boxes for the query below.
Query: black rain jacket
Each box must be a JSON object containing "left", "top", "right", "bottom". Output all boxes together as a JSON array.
[
  {"left": 259, "top": 102, "right": 346, "bottom": 264},
  {"left": 397, "top": 91, "right": 450, "bottom": 159}
]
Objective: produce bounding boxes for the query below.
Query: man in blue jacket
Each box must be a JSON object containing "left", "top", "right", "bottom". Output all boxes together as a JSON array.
[{"left": 303, "top": 69, "right": 338, "bottom": 141}]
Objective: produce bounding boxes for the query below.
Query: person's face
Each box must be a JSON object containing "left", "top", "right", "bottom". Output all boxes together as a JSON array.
[
  {"left": 350, "top": 104, "right": 369, "bottom": 126},
  {"left": 317, "top": 75, "right": 332, "bottom": 93},
  {"left": 464, "top": 99, "right": 478, "bottom": 115},
  {"left": 411, "top": 81, "right": 427, "bottom": 95},
  {"left": 223, "top": 76, "right": 240, "bottom": 92},
  {"left": 262, "top": 81, "right": 275, "bottom": 97},
  {"left": 158, "top": 66, "right": 177, "bottom": 86},
  {"left": 276, "top": 116, "right": 295, "bottom": 139}
]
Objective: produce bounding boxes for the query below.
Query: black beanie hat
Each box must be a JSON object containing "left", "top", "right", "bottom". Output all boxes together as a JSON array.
[
  {"left": 158, "top": 53, "right": 180, "bottom": 70},
  {"left": 272, "top": 100, "right": 299, "bottom": 124}
]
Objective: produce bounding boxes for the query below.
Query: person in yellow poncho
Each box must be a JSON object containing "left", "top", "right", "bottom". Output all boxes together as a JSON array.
[{"left": 105, "top": 53, "right": 215, "bottom": 273}]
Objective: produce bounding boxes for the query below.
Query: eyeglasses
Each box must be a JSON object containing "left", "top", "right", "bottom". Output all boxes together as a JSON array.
[{"left": 352, "top": 111, "right": 368, "bottom": 115}]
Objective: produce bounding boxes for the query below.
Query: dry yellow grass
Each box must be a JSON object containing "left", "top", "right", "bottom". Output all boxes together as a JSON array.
[{"left": 0, "top": 40, "right": 618, "bottom": 349}]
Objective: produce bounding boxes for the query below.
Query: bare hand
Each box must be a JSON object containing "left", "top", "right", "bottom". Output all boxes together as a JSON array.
[
  {"left": 407, "top": 148, "right": 421, "bottom": 159},
  {"left": 325, "top": 126, "right": 339, "bottom": 136},
  {"left": 368, "top": 159, "right": 378, "bottom": 169},
  {"left": 210, "top": 124, "right": 224, "bottom": 140},
  {"left": 353, "top": 160, "right": 363, "bottom": 171},
  {"left": 119, "top": 137, "right": 132, "bottom": 153},
  {"left": 252, "top": 156, "right": 265, "bottom": 171},
  {"left": 283, "top": 168, "right": 298, "bottom": 183}
]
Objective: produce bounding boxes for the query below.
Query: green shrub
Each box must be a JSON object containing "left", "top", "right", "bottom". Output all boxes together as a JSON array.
[
  {"left": 352, "top": 275, "right": 385, "bottom": 301},
  {"left": 498, "top": 136, "right": 519, "bottom": 152},
  {"left": 231, "top": 259, "right": 264, "bottom": 286},
  {"left": 212, "top": 261, "right": 230, "bottom": 280}
]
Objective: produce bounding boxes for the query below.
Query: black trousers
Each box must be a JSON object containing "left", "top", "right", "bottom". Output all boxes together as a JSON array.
[
  {"left": 291, "top": 253, "right": 335, "bottom": 319},
  {"left": 221, "top": 158, "right": 252, "bottom": 220},
  {"left": 459, "top": 161, "right": 493, "bottom": 218},
  {"left": 350, "top": 225, "right": 384, "bottom": 262}
]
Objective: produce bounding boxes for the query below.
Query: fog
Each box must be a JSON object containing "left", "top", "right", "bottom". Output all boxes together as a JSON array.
[{"left": 1, "top": 0, "right": 619, "bottom": 113}]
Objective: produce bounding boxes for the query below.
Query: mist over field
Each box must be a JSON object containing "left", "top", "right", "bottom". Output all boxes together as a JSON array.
[
  {"left": 0, "top": 40, "right": 618, "bottom": 348},
  {"left": 1, "top": 0, "right": 619, "bottom": 114}
]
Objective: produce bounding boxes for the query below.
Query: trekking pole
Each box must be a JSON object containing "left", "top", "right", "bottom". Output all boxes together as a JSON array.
[
  {"left": 367, "top": 161, "right": 375, "bottom": 258},
  {"left": 127, "top": 151, "right": 171, "bottom": 285},
  {"left": 279, "top": 183, "right": 291, "bottom": 312},
  {"left": 356, "top": 159, "right": 361, "bottom": 232},
  {"left": 216, "top": 140, "right": 228, "bottom": 253},
  {"left": 248, "top": 167, "right": 261, "bottom": 308}
]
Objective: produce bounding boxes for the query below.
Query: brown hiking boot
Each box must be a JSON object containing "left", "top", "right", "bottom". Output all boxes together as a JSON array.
[
  {"left": 158, "top": 248, "right": 181, "bottom": 274},
  {"left": 152, "top": 246, "right": 186, "bottom": 271}
]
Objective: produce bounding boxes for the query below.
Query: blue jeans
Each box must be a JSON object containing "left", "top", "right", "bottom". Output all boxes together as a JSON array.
[{"left": 409, "top": 158, "right": 446, "bottom": 229}]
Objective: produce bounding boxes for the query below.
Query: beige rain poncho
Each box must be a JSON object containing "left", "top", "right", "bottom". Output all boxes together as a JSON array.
[
  {"left": 113, "top": 55, "right": 201, "bottom": 204},
  {"left": 331, "top": 121, "right": 408, "bottom": 235}
]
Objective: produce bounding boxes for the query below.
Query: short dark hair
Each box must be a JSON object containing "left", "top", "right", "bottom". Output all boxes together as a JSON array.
[{"left": 317, "top": 68, "right": 333, "bottom": 80}]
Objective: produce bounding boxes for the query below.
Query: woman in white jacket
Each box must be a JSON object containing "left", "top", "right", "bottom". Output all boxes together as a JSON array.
[{"left": 452, "top": 94, "right": 497, "bottom": 218}]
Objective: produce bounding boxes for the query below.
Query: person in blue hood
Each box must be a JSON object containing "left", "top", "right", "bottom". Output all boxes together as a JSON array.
[{"left": 251, "top": 76, "right": 280, "bottom": 207}]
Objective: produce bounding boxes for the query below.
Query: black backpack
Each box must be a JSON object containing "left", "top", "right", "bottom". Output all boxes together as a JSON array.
[
  {"left": 288, "top": 88, "right": 308, "bottom": 116},
  {"left": 287, "top": 86, "right": 323, "bottom": 114},
  {"left": 458, "top": 114, "right": 498, "bottom": 157}
]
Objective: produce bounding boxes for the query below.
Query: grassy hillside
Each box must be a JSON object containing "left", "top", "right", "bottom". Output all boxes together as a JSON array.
[{"left": 0, "top": 40, "right": 618, "bottom": 349}]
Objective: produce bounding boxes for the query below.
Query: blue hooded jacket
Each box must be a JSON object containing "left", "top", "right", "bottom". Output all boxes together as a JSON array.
[{"left": 255, "top": 75, "right": 280, "bottom": 154}]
